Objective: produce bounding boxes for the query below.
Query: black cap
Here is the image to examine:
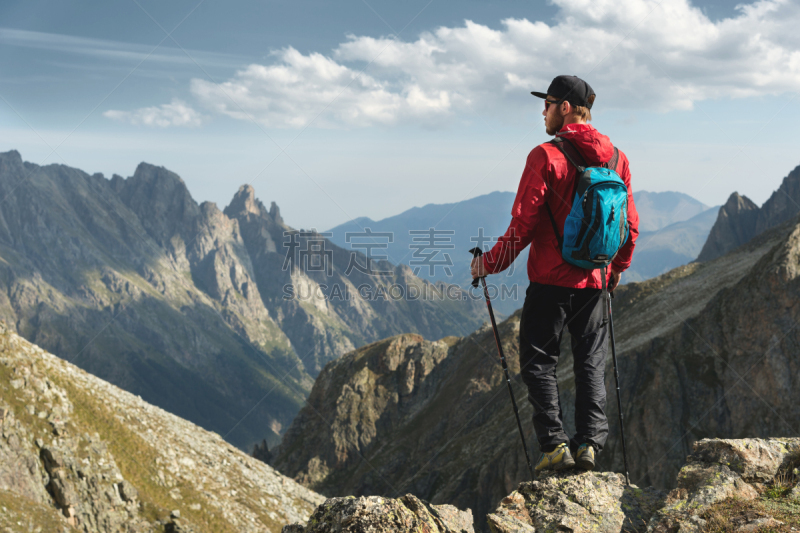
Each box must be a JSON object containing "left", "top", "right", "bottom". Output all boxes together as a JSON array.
[{"left": 531, "top": 75, "right": 595, "bottom": 109}]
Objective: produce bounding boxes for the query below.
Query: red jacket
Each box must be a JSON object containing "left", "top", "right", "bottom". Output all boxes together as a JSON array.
[{"left": 483, "top": 123, "right": 639, "bottom": 288}]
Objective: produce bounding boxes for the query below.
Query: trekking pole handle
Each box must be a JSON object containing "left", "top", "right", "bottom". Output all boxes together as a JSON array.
[{"left": 469, "top": 247, "right": 484, "bottom": 288}]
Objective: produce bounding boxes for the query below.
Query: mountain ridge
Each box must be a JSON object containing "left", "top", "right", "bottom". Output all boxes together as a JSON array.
[{"left": 0, "top": 149, "right": 483, "bottom": 452}]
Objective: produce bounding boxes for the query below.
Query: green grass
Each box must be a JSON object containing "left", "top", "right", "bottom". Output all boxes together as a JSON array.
[
  {"left": 0, "top": 488, "right": 78, "bottom": 533},
  {"left": 701, "top": 496, "right": 800, "bottom": 533},
  {"left": 701, "top": 464, "right": 800, "bottom": 533},
  {"left": 51, "top": 377, "right": 238, "bottom": 532}
]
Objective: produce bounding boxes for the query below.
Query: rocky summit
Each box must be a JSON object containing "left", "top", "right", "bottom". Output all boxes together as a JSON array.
[
  {"left": 488, "top": 472, "right": 665, "bottom": 533},
  {"left": 0, "top": 150, "right": 483, "bottom": 451},
  {"left": 282, "top": 437, "right": 800, "bottom": 533},
  {"left": 0, "top": 321, "right": 324, "bottom": 532}
]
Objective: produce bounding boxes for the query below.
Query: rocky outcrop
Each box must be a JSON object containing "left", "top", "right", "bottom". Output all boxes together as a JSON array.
[
  {"left": 279, "top": 437, "right": 796, "bottom": 532},
  {"left": 645, "top": 438, "right": 800, "bottom": 532},
  {"left": 0, "top": 150, "right": 483, "bottom": 451},
  {"left": 272, "top": 333, "right": 458, "bottom": 491},
  {"left": 0, "top": 321, "right": 324, "bottom": 532},
  {"left": 488, "top": 472, "right": 665, "bottom": 533},
  {"left": 282, "top": 494, "right": 474, "bottom": 533},
  {"left": 698, "top": 164, "right": 800, "bottom": 261},
  {"left": 275, "top": 200, "right": 800, "bottom": 528}
]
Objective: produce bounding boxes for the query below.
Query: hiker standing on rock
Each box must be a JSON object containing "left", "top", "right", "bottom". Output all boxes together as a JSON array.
[{"left": 470, "top": 75, "right": 639, "bottom": 473}]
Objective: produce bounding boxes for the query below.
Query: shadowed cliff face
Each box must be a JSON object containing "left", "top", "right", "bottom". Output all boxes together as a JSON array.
[
  {"left": 698, "top": 164, "right": 800, "bottom": 262},
  {"left": 274, "top": 210, "right": 800, "bottom": 530},
  {"left": 0, "top": 150, "right": 484, "bottom": 452}
]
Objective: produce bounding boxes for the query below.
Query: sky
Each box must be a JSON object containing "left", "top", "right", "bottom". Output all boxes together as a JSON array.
[{"left": 1, "top": 0, "right": 799, "bottom": 231}]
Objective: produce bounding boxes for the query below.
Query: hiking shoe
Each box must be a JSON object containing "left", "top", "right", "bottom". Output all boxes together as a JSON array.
[
  {"left": 575, "top": 443, "right": 596, "bottom": 471},
  {"left": 535, "top": 443, "right": 575, "bottom": 474}
]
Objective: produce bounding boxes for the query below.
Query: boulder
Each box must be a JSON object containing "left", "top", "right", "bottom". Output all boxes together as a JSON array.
[
  {"left": 687, "top": 438, "right": 800, "bottom": 483},
  {"left": 282, "top": 494, "right": 474, "bottom": 533},
  {"left": 487, "top": 471, "right": 665, "bottom": 533},
  {"left": 646, "top": 440, "right": 769, "bottom": 532}
]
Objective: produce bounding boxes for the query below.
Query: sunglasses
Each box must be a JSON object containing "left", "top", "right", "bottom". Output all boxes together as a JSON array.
[{"left": 544, "top": 98, "right": 565, "bottom": 111}]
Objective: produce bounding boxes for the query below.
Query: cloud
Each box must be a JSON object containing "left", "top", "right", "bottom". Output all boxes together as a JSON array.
[
  {"left": 0, "top": 27, "right": 239, "bottom": 68},
  {"left": 103, "top": 99, "right": 205, "bottom": 128},
  {"left": 190, "top": 0, "right": 800, "bottom": 128}
]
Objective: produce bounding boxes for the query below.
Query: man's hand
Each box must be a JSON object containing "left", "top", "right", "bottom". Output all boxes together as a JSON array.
[
  {"left": 471, "top": 255, "right": 488, "bottom": 280},
  {"left": 608, "top": 268, "right": 621, "bottom": 292}
]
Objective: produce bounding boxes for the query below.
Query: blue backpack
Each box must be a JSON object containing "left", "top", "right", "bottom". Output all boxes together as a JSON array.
[{"left": 545, "top": 137, "right": 629, "bottom": 271}]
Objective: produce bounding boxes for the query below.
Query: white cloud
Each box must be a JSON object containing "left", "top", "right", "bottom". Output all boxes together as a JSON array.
[
  {"left": 190, "top": 0, "right": 800, "bottom": 128},
  {"left": 103, "top": 99, "right": 205, "bottom": 128}
]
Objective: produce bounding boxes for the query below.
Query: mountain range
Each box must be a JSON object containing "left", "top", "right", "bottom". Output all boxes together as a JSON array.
[{"left": 0, "top": 150, "right": 483, "bottom": 452}]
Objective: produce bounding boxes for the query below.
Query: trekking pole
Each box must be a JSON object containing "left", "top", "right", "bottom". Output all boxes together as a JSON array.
[
  {"left": 603, "top": 270, "right": 631, "bottom": 485},
  {"left": 470, "top": 247, "right": 535, "bottom": 481}
]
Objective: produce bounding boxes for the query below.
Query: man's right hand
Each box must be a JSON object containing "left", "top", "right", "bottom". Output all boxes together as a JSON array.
[{"left": 471, "top": 256, "right": 487, "bottom": 280}]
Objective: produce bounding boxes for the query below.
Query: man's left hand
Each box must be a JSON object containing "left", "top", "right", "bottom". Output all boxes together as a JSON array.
[{"left": 471, "top": 256, "right": 487, "bottom": 280}]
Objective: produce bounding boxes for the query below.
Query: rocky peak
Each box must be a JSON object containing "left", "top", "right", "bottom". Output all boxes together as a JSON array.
[
  {"left": 0, "top": 149, "right": 23, "bottom": 165},
  {"left": 225, "top": 184, "right": 263, "bottom": 217},
  {"left": 224, "top": 185, "right": 285, "bottom": 227},
  {"left": 698, "top": 164, "right": 800, "bottom": 262},
  {"left": 696, "top": 192, "right": 759, "bottom": 261},
  {"left": 112, "top": 162, "right": 201, "bottom": 244},
  {"left": 270, "top": 201, "right": 283, "bottom": 225},
  {"left": 724, "top": 191, "right": 758, "bottom": 213},
  {"left": 757, "top": 163, "right": 800, "bottom": 233}
]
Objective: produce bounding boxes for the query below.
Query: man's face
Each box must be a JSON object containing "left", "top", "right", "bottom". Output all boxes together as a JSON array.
[{"left": 542, "top": 95, "right": 565, "bottom": 136}]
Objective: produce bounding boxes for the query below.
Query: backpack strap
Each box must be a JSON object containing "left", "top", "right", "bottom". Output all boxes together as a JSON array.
[
  {"left": 545, "top": 139, "right": 620, "bottom": 254},
  {"left": 545, "top": 203, "right": 563, "bottom": 251},
  {"left": 551, "top": 137, "right": 587, "bottom": 173},
  {"left": 545, "top": 136, "right": 586, "bottom": 250},
  {"left": 603, "top": 147, "right": 620, "bottom": 172}
]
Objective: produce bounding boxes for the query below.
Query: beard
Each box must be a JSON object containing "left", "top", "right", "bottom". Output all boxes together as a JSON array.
[{"left": 545, "top": 112, "right": 564, "bottom": 136}]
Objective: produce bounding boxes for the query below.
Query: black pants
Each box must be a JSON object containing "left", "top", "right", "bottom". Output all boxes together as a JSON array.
[{"left": 519, "top": 282, "right": 609, "bottom": 453}]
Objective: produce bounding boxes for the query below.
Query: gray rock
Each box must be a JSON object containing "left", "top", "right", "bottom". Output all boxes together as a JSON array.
[
  {"left": 487, "top": 472, "right": 665, "bottom": 533},
  {"left": 737, "top": 517, "right": 783, "bottom": 532},
  {"left": 117, "top": 480, "right": 138, "bottom": 503},
  {"left": 291, "top": 494, "right": 474, "bottom": 533},
  {"left": 647, "top": 460, "right": 758, "bottom": 532},
  {"left": 688, "top": 438, "right": 800, "bottom": 483}
]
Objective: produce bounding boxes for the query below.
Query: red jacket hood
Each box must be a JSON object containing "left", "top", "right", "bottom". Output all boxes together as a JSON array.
[{"left": 556, "top": 123, "right": 614, "bottom": 165}]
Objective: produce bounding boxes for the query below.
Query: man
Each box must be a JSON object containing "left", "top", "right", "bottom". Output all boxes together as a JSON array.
[{"left": 470, "top": 75, "right": 638, "bottom": 473}]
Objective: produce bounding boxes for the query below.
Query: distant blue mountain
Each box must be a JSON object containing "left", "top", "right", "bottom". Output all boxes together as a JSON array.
[
  {"left": 327, "top": 190, "right": 717, "bottom": 315},
  {"left": 633, "top": 190, "right": 709, "bottom": 232}
]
